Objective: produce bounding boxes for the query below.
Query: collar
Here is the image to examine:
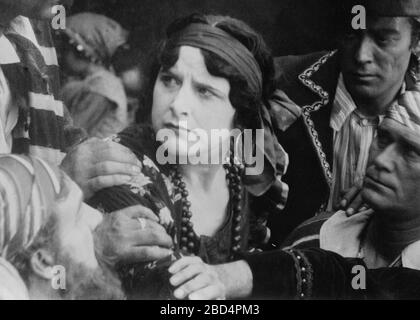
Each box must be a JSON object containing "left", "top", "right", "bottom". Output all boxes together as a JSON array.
[
  {"left": 330, "top": 73, "right": 407, "bottom": 131},
  {"left": 401, "top": 240, "right": 420, "bottom": 270},
  {"left": 330, "top": 73, "right": 357, "bottom": 131}
]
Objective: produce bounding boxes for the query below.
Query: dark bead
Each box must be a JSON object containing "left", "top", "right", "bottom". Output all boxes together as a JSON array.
[
  {"left": 181, "top": 237, "right": 188, "bottom": 244},
  {"left": 181, "top": 246, "right": 188, "bottom": 252},
  {"left": 179, "top": 182, "right": 186, "bottom": 189},
  {"left": 182, "top": 217, "right": 189, "bottom": 224},
  {"left": 188, "top": 242, "right": 195, "bottom": 249},
  {"left": 234, "top": 185, "right": 242, "bottom": 193},
  {"left": 234, "top": 226, "right": 241, "bottom": 233},
  {"left": 233, "top": 194, "right": 242, "bottom": 201},
  {"left": 181, "top": 227, "right": 188, "bottom": 233},
  {"left": 182, "top": 190, "right": 189, "bottom": 197},
  {"left": 235, "top": 215, "right": 242, "bottom": 223},
  {"left": 187, "top": 232, "right": 195, "bottom": 238},
  {"left": 187, "top": 222, "right": 194, "bottom": 229},
  {"left": 232, "top": 246, "right": 240, "bottom": 252},
  {"left": 234, "top": 204, "right": 242, "bottom": 212},
  {"left": 234, "top": 236, "right": 241, "bottom": 242},
  {"left": 182, "top": 206, "right": 190, "bottom": 212},
  {"left": 186, "top": 211, "right": 193, "bottom": 218}
]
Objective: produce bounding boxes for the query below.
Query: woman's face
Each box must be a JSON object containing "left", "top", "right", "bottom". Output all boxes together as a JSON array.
[{"left": 152, "top": 46, "right": 235, "bottom": 164}]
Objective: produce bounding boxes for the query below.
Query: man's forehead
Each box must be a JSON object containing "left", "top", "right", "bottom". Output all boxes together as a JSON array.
[{"left": 367, "top": 16, "right": 412, "bottom": 32}]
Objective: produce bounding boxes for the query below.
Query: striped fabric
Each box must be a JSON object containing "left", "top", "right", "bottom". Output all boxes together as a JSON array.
[
  {"left": 0, "top": 17, "right": 85, "bottom": 166},
  {"left": 328, "top": 74, "right": 385, "bottom": 210},
  {"left": 386, "top": 88, "right": 420, "bottom": 134},
  {"left": 0, "top": 155, "right": 61, "bottom": 260}
]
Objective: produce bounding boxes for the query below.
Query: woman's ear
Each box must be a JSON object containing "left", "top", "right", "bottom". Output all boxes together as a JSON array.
[{"left": 30, "top": 249, "right": 55, "bottom": 280}]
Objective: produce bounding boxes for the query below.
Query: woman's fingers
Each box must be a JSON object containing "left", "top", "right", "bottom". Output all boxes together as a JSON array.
[
  {"left": 172, "top": 273, "right": 212, "bottom": 299},
  {"left": 123, "top": 246, "right": 173, "bottom": 264},
  {"left": 189, "top": 285, "right": 226, "bottom": 300},
  {"left": 168, "top": 256, "right": 202, "bottom": 274},
  {"left": 169, "top": 259, "right": 204, "bottom": 287}
]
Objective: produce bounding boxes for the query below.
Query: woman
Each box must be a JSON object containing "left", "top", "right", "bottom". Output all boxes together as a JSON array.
[
  {"left": 90, "top": 13, "right": 289, "bottom": 299},
  {"left": 59, "top": 13, "right": 130, "bottom": 138}
]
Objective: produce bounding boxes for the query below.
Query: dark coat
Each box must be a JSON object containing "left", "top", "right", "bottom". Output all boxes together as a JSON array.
[{"left": 268, "top": 50, "right": 341, "bottom": 246}]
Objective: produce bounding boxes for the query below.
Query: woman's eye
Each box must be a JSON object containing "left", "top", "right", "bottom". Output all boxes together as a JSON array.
[
  {"left": 197, "top": 87, "right": 213, "bottom": 98},
  {"left": 160, "top": 75, "right": 179, "bottom": 88}
]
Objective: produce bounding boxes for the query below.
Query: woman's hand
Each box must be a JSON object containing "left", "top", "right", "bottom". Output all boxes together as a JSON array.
[
  {"left": 168, "top": 256, "right": 226, "bottom": 300},
  {"left": 94, "top": 205, "right": 173, "bottom": 268},
  {"left": 61, "top": 138, "right": 142, "bottom": 199}
]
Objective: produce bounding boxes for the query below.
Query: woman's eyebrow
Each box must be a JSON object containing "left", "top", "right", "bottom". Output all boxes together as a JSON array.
[{"left": 192, "top": 78, "right": 224, "bottom": 95}]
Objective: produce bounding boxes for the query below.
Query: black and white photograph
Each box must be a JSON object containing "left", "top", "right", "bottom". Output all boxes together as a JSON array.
[{"left": 1, "top": 0, "right": 420, "bottom": 305}]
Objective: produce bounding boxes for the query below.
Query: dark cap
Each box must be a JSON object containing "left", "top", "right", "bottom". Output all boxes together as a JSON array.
[{"left": 344, "top": 0, "right": 420, "bottom": 17}]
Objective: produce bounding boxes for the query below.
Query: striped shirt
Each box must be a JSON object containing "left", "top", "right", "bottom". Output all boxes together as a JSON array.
[
  {"left": 0, "top": 17, "right": 85, "bottom": 166},
  {"left": 328, "top": 74, "right": 391, "bottom": 210}
]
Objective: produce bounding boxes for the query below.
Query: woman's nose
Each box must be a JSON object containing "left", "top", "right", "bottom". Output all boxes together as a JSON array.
[{"left": 170, "top": 84, "right": 194, "bottom": 117}]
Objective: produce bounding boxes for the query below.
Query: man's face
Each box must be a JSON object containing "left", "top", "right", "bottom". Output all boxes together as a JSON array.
[
  {"left": 51, "top": 175, "right": 124, "bottom": 299},
  {"left": 0, "top": 0, "right": 67, "bottom": 20},
  {"left": 362, "top": 121, "right": 420, "bottom": 217},
  {"left": 341, "top": 17, "right": 413, "bottom": 104}
]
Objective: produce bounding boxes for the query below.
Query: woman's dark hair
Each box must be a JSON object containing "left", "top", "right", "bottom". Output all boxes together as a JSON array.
[{"left": 142, "top": 13, "right": 276, "bottom": 130}]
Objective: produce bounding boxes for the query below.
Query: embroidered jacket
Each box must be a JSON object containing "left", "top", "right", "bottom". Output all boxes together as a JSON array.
[{"left": 268, "top": 51, "right": 340, "bottom": 246}]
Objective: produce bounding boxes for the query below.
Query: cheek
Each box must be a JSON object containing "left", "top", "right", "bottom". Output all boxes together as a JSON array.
[
  {"left": 151, "top": 84, "right": 169, "bottom": 130},
  {"left": 374, "top": 47, "right": 411, "bottom": 75},
  {"left": 197, "top": 101, "right": 235, "bottom": 132},
  {"left": 60, "top": 227, "right": 98, "bottom": 269}
]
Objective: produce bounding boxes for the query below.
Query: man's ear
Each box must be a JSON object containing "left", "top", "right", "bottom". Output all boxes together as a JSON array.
[{"left": 30, "top": 249, "right": 55, "bottom": 280}]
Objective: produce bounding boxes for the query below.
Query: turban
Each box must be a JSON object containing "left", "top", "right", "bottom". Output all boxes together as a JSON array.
[
  {"left": 0, "top": 155, "right": 61, "bottom": 260},
  {"left": 64, "top": 13, "right": 129, "bottom": 65},
  {"left": 343, "top": 0, "right": 420, "bottom": 17},
  {"left": 383, "top": 85, "right": 420, "bottom": 136}
]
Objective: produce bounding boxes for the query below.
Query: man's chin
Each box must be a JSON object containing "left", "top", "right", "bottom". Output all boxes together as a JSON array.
[
  {"left": 60, "top": 260, "right": 125, "bottom": 300},
  {"left": 362, "top": 187, "right": 391, "bottom": 212}
]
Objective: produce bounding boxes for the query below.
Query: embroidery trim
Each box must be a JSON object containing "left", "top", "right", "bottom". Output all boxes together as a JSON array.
[{"left": 298, "top": 51, "right": 337, "bottom": 187}]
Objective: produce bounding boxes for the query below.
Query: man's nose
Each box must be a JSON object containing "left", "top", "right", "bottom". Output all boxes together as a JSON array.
[
  {"left": 372, "top": 143, "right": 398, "bottom": 173},
  {"left": 354, "top": 36, "right": 374, "bottom": 65},
  {"left": 170, "top": 84, "right": 193, "bottom": 118}
]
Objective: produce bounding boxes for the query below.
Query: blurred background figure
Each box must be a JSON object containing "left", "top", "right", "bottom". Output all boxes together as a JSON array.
[
  {"left": 59, "top": 12, "right": 131, "bottom": 138},
  {"left": 111, "top": 46, "right": 148, "bottom": 124}
]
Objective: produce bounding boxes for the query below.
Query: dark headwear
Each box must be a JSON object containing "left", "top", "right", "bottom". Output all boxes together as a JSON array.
[
  {"left": 168, "top": 22, "right": 289, "bottom": 208},
  {"left": 343, "top": 0, "right": 420, "bottom": 17}
]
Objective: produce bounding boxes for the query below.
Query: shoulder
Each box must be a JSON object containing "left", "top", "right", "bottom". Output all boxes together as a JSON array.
[
  {"left": 274, "top": 51, "right": 330, "bottom": 85},
  {"left": 281, "top": 211, "right": 333, "bottom": 250}
]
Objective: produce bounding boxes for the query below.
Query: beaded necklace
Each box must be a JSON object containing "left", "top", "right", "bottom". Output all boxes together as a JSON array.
[{"left": 169, "top": 151, "right": 245, "bottom": 260}]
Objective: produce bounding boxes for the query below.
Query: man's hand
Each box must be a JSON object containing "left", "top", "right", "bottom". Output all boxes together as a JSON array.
[
  {"left": 94, "top": 205, "right": 173, "bottom": 268},
  {"left": 320, "top": 209, "right": 374, "bottom": 258},
  {"left": 337, "top": 184, "right": 369, "bottom": 216},
  {"left": 169, "top": 256, "right": 226, "bottom": 300},
  {"left": 60, "top": 138, "right": 142, "bottom": 199}
]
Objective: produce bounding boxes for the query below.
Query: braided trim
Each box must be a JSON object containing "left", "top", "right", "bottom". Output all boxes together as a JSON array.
[
  {"left": 298, "top": 51, "right": 337, "bottom": 186},
  {"left": 288, "top": 249, "right": 314, "bottom": 299}
]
